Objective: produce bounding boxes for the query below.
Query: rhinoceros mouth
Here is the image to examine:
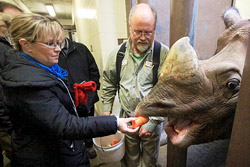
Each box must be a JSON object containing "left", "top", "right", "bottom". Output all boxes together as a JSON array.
[{"left": 165, "top": 118, "right": 201, "bottom": 147}]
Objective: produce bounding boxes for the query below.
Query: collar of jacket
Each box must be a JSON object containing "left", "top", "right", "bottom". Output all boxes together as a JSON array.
[
  {"left": 0, "top": 51, "right": 66, "bottom": 89},
  {"left": 64, "top": 38, "right": 77, "bottom": 55},
  {"left": 0, "top": 36, "right": 11, "bottom": 46}
]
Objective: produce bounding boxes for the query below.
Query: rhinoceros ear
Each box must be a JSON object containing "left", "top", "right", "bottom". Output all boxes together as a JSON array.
[{"left": 160, "top": 37, "right": 200, "bottom": 79}]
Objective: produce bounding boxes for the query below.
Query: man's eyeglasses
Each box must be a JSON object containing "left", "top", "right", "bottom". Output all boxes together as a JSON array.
[
  {"left": 34, "top": 41, "right": 65, "bottom": 49},
  {"left": 133, "top": 30, "right": 154, "bottom": 38}
]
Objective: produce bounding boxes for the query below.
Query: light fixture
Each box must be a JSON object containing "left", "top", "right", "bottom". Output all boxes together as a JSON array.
[{"left": 45, "top": 4, "right": 56, "bottom": 17}]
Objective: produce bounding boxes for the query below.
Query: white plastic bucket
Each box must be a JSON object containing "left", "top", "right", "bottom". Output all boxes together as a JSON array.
[{"left": 93, "top": 131, "right": 125, "bottom": 163}]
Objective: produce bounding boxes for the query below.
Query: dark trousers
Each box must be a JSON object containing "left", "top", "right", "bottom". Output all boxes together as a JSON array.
[
  {"left": 0, "top": 146, "right": 3, "bottom": 167},
  {"left": 0, "top": 128, "right": 11, "bottom": 167}
]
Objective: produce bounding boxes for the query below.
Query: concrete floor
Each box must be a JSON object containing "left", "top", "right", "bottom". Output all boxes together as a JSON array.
[
  {"left": 2, "top": 139, "right": 229, "bottom": 167},
  {"left": 89, "top": 143, "right": 167, "bottom": 167},
  {"left": 89, "top": 138, "right": 229, "bottom": 167},
  {"left": 1, "top": 143, "right": 167, "bottom": 167}
]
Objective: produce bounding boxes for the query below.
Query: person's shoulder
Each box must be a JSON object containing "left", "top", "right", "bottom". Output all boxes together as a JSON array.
[
  {"left": 0, "top": 38, "right": 11, "bottom": 48},
  {"left": 154, "top": 41, "right": 169, "bottom": 61},
  {"left": 160, "top": 43, "right": 169, "bottom": 55},
  {"left": 155, "top": 41, "right": 169, "bottom": 50},
  {"left": 116, "top": 42, "right": 128, "bottom": 52},
  {"left": 105, "top": 44, "right": 124, "bottom": 65},
  {"left": 70, "top": 40, "right": 87, "bottom": 48},
  {"left": 108, "top": 43, "right": 124, "bottom": 56},
  {"left": 70, "top": 40, "right": 90, "bottom": 53},
  {"left": 0, "top": 42, "right": 12, "bottom": 55}
]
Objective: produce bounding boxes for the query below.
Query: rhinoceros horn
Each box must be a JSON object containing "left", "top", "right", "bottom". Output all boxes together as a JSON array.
[{"left": 160, "top": 37, "right": 203, "bottom": 80}]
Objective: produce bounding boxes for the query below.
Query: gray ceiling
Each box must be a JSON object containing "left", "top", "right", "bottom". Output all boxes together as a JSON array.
[{"left": 11, "top": 0, "right": 72, "bottom": 24}]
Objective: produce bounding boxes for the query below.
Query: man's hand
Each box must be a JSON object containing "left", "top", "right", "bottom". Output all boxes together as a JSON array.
[
  {"left": 139, "top": 126, "right": 152, "bottom": 138},
  {"left": 103, "top": 111, "right": 111, "bottom": 116}
]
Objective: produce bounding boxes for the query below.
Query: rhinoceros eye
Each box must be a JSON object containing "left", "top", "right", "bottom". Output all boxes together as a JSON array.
[{"left": 226, "top": 79, "right": 240, "bottom": 91}]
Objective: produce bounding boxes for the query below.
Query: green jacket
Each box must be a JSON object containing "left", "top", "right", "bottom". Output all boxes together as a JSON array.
[{"left": 102, "top": 39, "right": 169, "bottom": 132}]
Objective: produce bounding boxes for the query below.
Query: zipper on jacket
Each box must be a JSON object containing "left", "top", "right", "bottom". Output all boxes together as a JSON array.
[
  {"left": 57, "top": 77, "right": 79, "bottom": 117},
  {"left": 57, "top": 77, "right": 79, "bottom": 152}
]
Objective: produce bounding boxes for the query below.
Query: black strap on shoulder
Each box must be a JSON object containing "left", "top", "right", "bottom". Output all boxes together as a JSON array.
[
  {"left": 116, "top": 41, "right": 161, "bottom": 92},
  {"left": 152, "top": 41, "right": 161, "bottom": 86},
  {"left": 116, "top": 42, "right": 127, "bottom": 91}
]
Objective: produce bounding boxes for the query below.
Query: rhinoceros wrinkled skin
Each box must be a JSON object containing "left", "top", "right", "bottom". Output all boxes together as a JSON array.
[{"left": 135, "top": 7, "right": 249, "bottom": 148}]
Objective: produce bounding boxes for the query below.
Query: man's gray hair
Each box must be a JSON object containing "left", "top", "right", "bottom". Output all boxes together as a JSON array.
[{"left": 128, "top": 3, "right": 157, "bottom": 27}]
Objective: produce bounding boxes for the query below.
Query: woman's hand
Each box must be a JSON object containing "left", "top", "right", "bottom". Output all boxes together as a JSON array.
[{"left": 118, "top": 118, "right": 139, "bottom": 134}]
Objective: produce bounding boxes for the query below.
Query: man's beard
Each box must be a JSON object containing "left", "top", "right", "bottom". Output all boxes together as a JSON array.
[{"left": 136, "top": 40, "right": 149, "bottom": 53}]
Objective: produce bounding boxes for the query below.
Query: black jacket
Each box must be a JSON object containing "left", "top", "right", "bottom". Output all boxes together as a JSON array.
[
  {"left": 0, "top": 50, "right": 117, "bottom": 167},
  {"left": 0, "top": 36, "right": 13, "bottom": 133},
  {"left": 58, "top": 38, "right": 100, "bottom": 116}
]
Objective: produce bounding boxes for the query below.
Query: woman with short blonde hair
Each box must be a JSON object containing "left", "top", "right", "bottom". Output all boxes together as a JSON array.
[{"left": 1, "top": 13, "right": 138, "bottom": 167}]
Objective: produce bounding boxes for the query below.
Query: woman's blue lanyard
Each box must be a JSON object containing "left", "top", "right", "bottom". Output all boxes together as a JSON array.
[{"left": 18, "top": 52, "right": 68, "bottom": 79}]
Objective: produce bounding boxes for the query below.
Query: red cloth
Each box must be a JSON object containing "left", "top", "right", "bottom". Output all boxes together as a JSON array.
[{"left": 73, "top": 81, "right": 97, "bottom": 107}]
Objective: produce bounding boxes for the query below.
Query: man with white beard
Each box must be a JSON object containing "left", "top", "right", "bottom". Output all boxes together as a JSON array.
[{"left": 102, "top": 3, "right": 169, "bottom": 167}]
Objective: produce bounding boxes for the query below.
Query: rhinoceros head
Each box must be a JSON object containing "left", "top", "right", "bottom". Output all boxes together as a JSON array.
[{"left": 135, "top": 12, "right": 249, "bottom": 148}]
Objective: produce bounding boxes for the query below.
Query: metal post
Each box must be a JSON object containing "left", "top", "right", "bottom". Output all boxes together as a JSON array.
[
  {"left": 170, "top": 0, "right": 196, "bottom": 47},
  {"left": 226, "top": 37, "right": 250, "bottom": 167},
  {"left": 167, "top": 1, "right": 196, "bottom": 166}
]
